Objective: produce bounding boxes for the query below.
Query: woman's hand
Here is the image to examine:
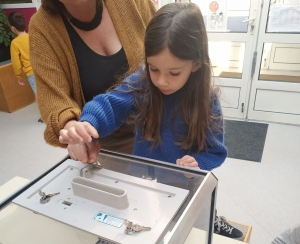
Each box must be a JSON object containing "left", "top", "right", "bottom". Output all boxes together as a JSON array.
[
  {"left": 59, "top": 121, "right": 100, "bottom": 163},
  {"left": 176, "top": 155, "right": 200, "bottom": 178},
  {"left": 59, "top": 121, "right": 99, "bottom": 144}
]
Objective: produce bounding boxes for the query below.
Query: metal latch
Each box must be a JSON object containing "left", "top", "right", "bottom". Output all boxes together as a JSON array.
[{"left": 80, "top": 161, "right": 102, "bottom": 178}]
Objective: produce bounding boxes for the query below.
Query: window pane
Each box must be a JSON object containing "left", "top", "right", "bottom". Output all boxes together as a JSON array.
[
  {"left": 192, "top": 0, "right": 251, "bottom": 33},
  {"left": 267, "top": 1, "right": 300, "bottom": 33},
  {"left": 259, "top": 43, "right": 300, "bottom": 82},
  {"left": 209, "top": 41, "right": 245, "bottom": 79}
]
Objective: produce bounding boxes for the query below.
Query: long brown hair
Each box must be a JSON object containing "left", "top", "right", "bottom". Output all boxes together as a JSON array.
[{"left": 131, "top": 3, "right": 220, "bottom": 153}]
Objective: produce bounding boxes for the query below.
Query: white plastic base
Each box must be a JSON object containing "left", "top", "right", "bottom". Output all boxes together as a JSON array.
[{"left": 13, "top": 159, "right": 189, "bottom": 244}]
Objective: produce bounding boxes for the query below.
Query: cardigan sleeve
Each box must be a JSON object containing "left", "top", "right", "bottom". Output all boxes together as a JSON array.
[
  {"left": 191, "top": 95, "right": 227, "bottom": 171},
  {"left": 79, "top": 73, "right": 141, "bottom": 138},
  {"left": 29, "top": 12, "right": 82, "bottom": 148}
]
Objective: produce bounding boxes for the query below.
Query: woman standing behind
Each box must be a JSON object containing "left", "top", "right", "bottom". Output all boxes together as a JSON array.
[{"left": 29, "top": 0, "right": 156, "bottom": 163}]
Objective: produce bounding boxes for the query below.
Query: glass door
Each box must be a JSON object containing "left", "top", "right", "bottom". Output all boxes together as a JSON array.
[
  {"left": 247, "top": 0, "right": 300, "bottom": 125},
  {"left": 192, "top": 0, "right": 261, "bottom": 118}
]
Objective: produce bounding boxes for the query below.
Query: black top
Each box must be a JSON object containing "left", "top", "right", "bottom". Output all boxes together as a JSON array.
[{"left": 62, "top": 15, "right": 129, "bottom": 102}]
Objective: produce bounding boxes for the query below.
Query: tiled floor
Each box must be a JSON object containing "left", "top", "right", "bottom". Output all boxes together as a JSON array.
[
  {"left": 213, "top": 123, "right": 300, "bottom": 244},
  {"left": 0, "top": 103, "right": 66, "bottom": 186},
  {"left": 0, "top": 103, "right": 300, "bottom": 244}
]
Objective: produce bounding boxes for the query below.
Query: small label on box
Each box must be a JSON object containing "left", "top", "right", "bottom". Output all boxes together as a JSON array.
[{"left": 94, "top": 212, "right": 123, "bottom": 228}]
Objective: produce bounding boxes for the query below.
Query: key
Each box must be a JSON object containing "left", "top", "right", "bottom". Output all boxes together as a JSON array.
[
  {"left": 39, "top": 190, "right": 60, "bottom": 204},
  {"left": 123, "top": 219, "right": 132, "bottom": 228},
  {"left": 123, "top": 219, "right": 151, "bottom": 235},
  {"left": 45, "top": 192, "right": 60, "bottom": 198},
  {"left": 132, "top": 224, "right": 151, "bottom": 232},
  {"left": 38, "top": 190, "right": 46, "bottom": 198},
  {"left": 124, "top": 219, "right": 135, "bottom": 235}
]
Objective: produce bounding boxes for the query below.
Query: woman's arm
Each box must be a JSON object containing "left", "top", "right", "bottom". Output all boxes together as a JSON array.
[{"left": 29, "top": 12, "right": 82, "bottom": 148}]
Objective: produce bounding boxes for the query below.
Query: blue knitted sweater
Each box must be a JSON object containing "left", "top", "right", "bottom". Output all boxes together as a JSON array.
[{"left": 80, "top": 72, "right": 227, "bottom": 173}]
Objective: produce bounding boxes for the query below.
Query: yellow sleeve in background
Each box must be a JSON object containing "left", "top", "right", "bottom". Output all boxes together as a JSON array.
[{"left": 10, "top": 40, "right": 23, "bottom": 79}]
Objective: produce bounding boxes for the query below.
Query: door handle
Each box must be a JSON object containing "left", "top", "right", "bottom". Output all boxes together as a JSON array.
[
  {"left": 243, "top": 16, "right": 256, "bottom": 35},
  {"left": 243, "top": 8, "right": 257, "bottom": 23},
  {"left": 243, "top": 17, "right": 255, "bottom": 23},
  {"left": 243, "top": 8, "right": 257, "bottom": 35}
]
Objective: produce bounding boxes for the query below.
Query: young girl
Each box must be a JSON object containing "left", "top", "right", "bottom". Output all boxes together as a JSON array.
[
  {"left": 59, "top": 3, "right": 243, "bottom": 239},
  {"left": 59, "top": 2, "right": 226, "bottom": 171}
]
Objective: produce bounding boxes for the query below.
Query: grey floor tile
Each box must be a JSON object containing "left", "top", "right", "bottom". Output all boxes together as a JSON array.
[
  {"left": 215, "top": 188, "right": 274, "bottom": 244},
  {"left": 213, "top": 122, "right": 300, "bottom": 242},
  {"left": 0, "top": 103, "right": 67, "bottom": 186}
]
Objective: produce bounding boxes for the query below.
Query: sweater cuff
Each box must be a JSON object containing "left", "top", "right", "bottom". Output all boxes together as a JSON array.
[{"left": 44, "top": 108, "right": 81, "bottom": 147}]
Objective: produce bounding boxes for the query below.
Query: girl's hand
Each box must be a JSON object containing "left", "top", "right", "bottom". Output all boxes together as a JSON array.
[
  {"left": 18, "top": 77, "right": 25, "bottom": 85},
  {"left": 176, "top": 155, "right": 199, "bottom": 168},
  {"left": 59, "top": 121, "right": 99, "bottom": 144},
  {"left": 67, "top": 140, "right": 101, "bottom": 164},
  {"left": 176, "top": 155, "right": 200, "bottom": 178}
]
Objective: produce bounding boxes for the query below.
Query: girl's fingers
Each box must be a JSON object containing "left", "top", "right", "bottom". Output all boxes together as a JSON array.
[
  {"left": 176, "top": 156, "right": 198, "bottom": 168},
  {"left": 177, "top": 155, "right": 193, "bottom": 163},
  {"left": 85, "top": 124, "right": 99, "bottom": 139},
  {"left": 73, "top": 122, "right": 98, "bottom": 142},
  {"left": 59, "top": 136, "right": 68, "bottom": 144},
  {"left": 179, "top": 161, "right": 198, "bottom": 168},
  {"left": 60, "top": 122, "right": 99, "bottom": 144},
  {"left": 180, "top": 155, "right": 191, "bottom": 160},
  {"left": 59, "top": 129, "right": 73, "bottom": 144},
  {"left": 68, "top": 126, "right": 87, "bottom": 143}
]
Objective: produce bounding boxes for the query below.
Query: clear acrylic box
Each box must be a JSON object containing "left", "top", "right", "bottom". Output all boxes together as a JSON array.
[{"left": 0, "top": 150, "right": 218, "bottom": 244}]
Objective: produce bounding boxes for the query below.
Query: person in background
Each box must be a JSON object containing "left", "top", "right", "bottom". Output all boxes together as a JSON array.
[
  {"left": 273, "top": 224, "right": 300, "bottom": 244},
  {"left": 59, "top": 2, "right": 244, "bottom": 240},
  {"left": 8, "top": 12, "right": 42, "bottom": 123},
  {"left": 29, "top": 0, "right": 156, "bottom": 161}
]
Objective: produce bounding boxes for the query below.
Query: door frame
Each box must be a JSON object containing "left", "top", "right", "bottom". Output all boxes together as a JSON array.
[
  {"left": 207, "top": 0, "right": 262, "bottom": 119},
  {"left": 247, "top": 0, "right": 300, "bottom": 125}
]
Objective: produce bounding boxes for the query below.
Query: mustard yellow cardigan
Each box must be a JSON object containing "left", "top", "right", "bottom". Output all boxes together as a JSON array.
[{"left": 29, "top": 0, "right": 156, "bottom": 147}]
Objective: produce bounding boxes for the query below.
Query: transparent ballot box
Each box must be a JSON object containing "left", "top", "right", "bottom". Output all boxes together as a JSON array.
[{"left": 0, "top": 150, "right": 218, "bottom": 244}]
